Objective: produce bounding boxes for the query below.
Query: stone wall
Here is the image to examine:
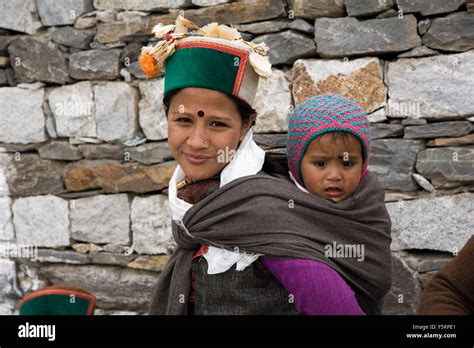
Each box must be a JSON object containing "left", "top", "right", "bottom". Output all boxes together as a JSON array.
[{"left": 1, "top": 0, "right": 473, "bottom": 315}]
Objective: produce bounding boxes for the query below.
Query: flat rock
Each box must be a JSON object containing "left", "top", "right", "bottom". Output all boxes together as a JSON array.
[
  {"left": 252, "top": 30, "right": 316, "bottom": 65},
  {"left": 192, "top": 0, "right": 229, "bottom": 6},
  {"left": 96, "top": 17, "right": 146, "bottom": 44},
  {"left": 234, "top": 19, "right": 291, "bottom": 34},
  {"left": 32, "top": 249, "right": 89, "bottom": 264},
  {"left": 404, "top": 121, "right": 472, "bottom": 139},
  {"left": 371, "top": 124, "right": 404, "bottom": 139},
  {"left": 0, "top": 0, "right": 42, "bottom": 34},
  {"left": 94, "top": 0, "right": 190, "bottom": 11},
  {"left": 401, "top": 118, "right": 427, "bottom": 126},
  {"left": 48, "top": 81, "right": 96, "bottom": 138},
  {"left": 37, "top": 0, "right": 94, "bottom": 26},
  {"left": 292, "top": 57, "right": 385, "bottom": 112},
  {"left": 64, "top": 159, "right": 176, "bottom": 193},
  {"left": 51, "top": 27, "right": 94, "bottom": 49},
  {"left": 146, "top": 1, "right": 286, "bottom": 30},
  {"left": 12, "top": 195, "right": 70, "bottom": 248},
  {"left": 94, "top": 82, "right": 139, "bottom": 142},
  {"left": 120, "top": 42, "right": 142, "bottom": 65},
  {"left": 0, "top": 69, "right": 7, "bottom": 86},
  {"left": 75, "top": 14, "right": 98, "bottom": 30},
  {"left": 0, "top": 36, "right": 17, "bottom": 55},
  {"left": 127, "top": 255, "right": 171, "bottom": 272},
  {"left": 382, "top": 254, "right": 421, "bottom": 315},
  {"left": 426, "top": 134, "right": 474, "bottom": 147},
  {"left": 89, "top": 251, "right": 136, "bottom": 267},
  {"left": 0, "top": 87, "right": 46, "bottom": 144},
  {"left": 8, "top": 37, "right": 70, "bottom": 84},
  {"left": 397, "top": 46, "right": 439, "bottom": 58},
  {"left": 412, "top": 173, "right": 435, "bottom": 192},
  {"left": 386, "top": 51, "right": 474, "bottom": 119},
  {"left": 418, "top": 18, "right": 431, "bottom": 35},
  {"left": 38, "top": 141, "right": 83, "bottom": 161},
  {"left": 423, "top": 12, "right": 474, "bottom": 52},
  {"left": 314, "top": 15, "right": 421, "bottom": 58},
  {"left": 125, "top": 142, "right": 172, "bottom": 165},
  {"left": 288, "top": 19, "right": 315, "bottom": 34},
  {"left": 78, "top": 143, "right": 125, "bottom": 160},
  {"left": 0, "top": 197, "right": 14, "bottom": 241},
  {"left": 287, "top": 0, "right": 345, "bottom": 19},
  {"left": 38, "top": 264, "right": 157, "bottom": 311},
  {"left": 254, "top": 134, "right": 287, "bottom": 149},
  {"left": 397, "top": 0, "right": 465, "bottom": 16},
  {"left": 1, "top": 154, "right": 65, "bottom": 196},
  {"left": 0, "top": 259, "right": 19, "bottom": 300},
  {"left": 131, "top": 195, "right": 174, "bottom": 255},
  {"left": 369, "top": 139, "right": 424, "bottom": 191},
  {"left": 416, "top": 253, "right": 453, "bottom": 273},
  {"left": 416, "top": 147, "right": 474, "bottom": 189},
  {"left": 388, "top": 193, "right": 473, "bottom": 252},
  {"left": 367, "top": 108, "right": 387, "bottom": 123},
  {"left": 0, "top": 56, "right": 10, "bottom": 67},
  {"left": 138, "top": 79, "right": 167, "bottom": 140},
  {"left": 71, "top": 194, "right": 130, "bottom": 245},
  {"left": 345, "top": 0, "right": 394, "bottom": 17},
  {"left": 253, "top": 69, "right": 292, "bottom": 133},
  {"left": 69, "top": 49, "right": 121, "bottom": 80}
]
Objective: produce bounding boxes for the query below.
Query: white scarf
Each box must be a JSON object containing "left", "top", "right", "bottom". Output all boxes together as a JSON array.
[{"left": 168, "top": 129, "right": 265, "bottom": 274}]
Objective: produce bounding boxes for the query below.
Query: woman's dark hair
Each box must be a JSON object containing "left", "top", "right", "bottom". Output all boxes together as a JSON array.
[{"left": 163, "top": 88, "right": 256, "bottom": 127}]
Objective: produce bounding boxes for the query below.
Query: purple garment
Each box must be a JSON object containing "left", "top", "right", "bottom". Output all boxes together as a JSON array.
[{"left": 260, "top": 257, "right": 365, "bottom": 315}]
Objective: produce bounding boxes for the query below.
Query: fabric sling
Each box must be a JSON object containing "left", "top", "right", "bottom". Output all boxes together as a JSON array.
[{"left": 149, "top": 171, "right": 392, "bottom": 315}]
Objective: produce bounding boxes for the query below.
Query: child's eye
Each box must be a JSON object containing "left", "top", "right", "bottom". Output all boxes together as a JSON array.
[
  {"left": 342, "top": 160, "right": 354, "bottom": 167},
  {"left": 313, "top": 160, "right": 326, "bottom": 167}
]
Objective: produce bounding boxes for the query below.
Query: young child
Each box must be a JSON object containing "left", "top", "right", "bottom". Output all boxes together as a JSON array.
[
  {"left": 261, "top": 93, "right": 379, "bottom": 315},
  {"left": 287, "top": 93, "right": 371, "bottom": 203}
]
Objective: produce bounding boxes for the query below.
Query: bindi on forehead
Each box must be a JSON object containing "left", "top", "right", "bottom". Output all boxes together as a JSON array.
[{"left": 197, "top": 110, "right": 205, "bottom": 117}]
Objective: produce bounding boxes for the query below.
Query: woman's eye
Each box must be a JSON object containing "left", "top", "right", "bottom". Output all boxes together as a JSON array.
[
  {"left": 342, "top": 160, "right": 354, "bottom": 167},
  {"left": 210, "top": 121, "right": 228, "bottom": 128},
  {"left": 175, "top": 118, "right": 192, "bottom": 124},
  {"left": 313, "top": 160, "right": 326, "bottom": 167}
]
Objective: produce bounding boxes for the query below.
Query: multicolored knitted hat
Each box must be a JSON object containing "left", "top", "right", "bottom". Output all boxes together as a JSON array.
[
  {"left": 287, "top": 93, "right": 372, "bottom": 185},
  {"left": 139, "top": 15, "right": 272, "bottom": 108}
]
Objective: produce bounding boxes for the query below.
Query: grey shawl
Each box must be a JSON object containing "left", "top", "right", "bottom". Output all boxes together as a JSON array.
[{"left": 149, "top": 171, "right": 392, "bottom": 315}]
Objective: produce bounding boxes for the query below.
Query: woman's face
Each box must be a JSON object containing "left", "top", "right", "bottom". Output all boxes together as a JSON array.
[{"left": 167, "top": 87, "right": 253, "bottom": 180}]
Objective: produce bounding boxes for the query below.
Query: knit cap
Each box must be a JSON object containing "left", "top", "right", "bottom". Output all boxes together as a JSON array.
[{"left": 287, "top": 93, "right": 372, "bottom": 185}]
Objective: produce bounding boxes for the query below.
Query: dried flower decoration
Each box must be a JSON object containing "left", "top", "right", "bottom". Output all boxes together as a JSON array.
[{"left": 139, "top": 15, "right": 272, "bottom": 79}]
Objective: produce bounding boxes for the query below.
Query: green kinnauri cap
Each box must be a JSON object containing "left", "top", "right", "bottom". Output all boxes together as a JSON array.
[{"left": 140, "top": 16, "right": 272, "bottom": 108}]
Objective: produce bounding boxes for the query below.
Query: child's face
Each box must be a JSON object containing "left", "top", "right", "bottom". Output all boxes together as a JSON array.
[{"left": 300, "top": 133, "right": 363, "bottom": 203}]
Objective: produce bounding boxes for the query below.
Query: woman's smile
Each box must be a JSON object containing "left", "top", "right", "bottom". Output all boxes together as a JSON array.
[{"left": 183, "top": 152, "right": 213, "bottom": 165}]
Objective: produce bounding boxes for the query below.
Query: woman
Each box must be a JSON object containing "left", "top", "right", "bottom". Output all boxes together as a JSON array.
[{"left": 142, "top": 16, "right": 392, "bottom": 316}]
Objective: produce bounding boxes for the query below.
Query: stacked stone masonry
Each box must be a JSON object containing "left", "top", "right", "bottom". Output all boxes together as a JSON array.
[{"left": 0, "top": 0, "right": 473, "bottom": 315}]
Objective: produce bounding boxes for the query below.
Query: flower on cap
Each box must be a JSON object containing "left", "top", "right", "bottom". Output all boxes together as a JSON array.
[
  {"left": 197, "top": 22, "right": 242, "bottom": 41},
  {"left": 139, "top": 15, "right": 272, "bottom": 79},
  {"left": 152, "top": 23, "right": 175, "bottom": 39}
]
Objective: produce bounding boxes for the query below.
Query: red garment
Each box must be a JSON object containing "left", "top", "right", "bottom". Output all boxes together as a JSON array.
[
  {"left": 176, "top": 178, "right": 218, "bottom": 305},
  {"left": 188, "top": 245, "right": 208, "bottom": 303}
]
